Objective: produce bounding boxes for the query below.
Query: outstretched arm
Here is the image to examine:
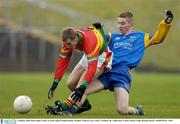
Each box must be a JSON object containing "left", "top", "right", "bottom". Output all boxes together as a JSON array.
[
  {"left": 48, "top": 43, "right": 72, "bottom": 99},
  {"left": 144, "top": 10, "right": 173, "bottom": 48}
]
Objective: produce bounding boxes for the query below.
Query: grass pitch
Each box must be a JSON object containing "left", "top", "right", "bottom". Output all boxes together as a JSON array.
[{"left": 0, "top": 72, "right": 180, "bottom": 118}]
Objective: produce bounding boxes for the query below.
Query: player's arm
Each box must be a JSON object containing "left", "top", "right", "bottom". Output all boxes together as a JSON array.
[
  {"left": 83, "top": 56, "right": 99, "bottom": 83},
  {"left": 144, "top": 10, "right": 173, "bottom": 48},
  {"left": 54, "top": 44, "right": 72, "bottom": 81},
  {"left": 48, "top": 43, "right": 72, "bottom": 99},
  {"left": 80, "top": 22, "right": 104, "bottom": 86},
  {"left": 106, "top": 32, "right": 112, "bottom": 45},
  {"left": 82, "top": 22, "right": 104, "bottom": 85}
]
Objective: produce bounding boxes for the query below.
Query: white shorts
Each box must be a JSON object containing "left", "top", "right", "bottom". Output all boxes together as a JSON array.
[{"left": 78, "top": 48, "right": 113, "bottom": 72}]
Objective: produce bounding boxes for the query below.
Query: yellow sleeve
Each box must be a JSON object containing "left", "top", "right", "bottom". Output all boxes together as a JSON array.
[
  {"left": 107, "top": 32, "right": 112, "bottom": 45},
  {"left": 144, "top": 20, "right": 172, "bottom": 48}
]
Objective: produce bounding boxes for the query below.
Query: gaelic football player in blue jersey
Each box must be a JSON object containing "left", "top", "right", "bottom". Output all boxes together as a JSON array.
[{"left": 46, "top": 10, "right": 173, "bottom": 115}]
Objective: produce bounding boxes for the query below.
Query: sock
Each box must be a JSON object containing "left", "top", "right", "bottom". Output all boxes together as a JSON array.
[
  {"left": 135, "top": 108, "right": 139, "bottom": 115},
  {"left": 67, "top": 103, "right": 78, "bottom": 114},
  {"left": 61, "top": 99, "right": 73, "bottom": 111},
  {"left": 82, "top": 99, "right": 89, "bottom": 106}
]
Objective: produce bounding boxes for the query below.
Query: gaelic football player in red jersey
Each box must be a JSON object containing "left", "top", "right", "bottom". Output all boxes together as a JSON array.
[{"left": 46, "top": 23, "right": 112, "bottom": 114}]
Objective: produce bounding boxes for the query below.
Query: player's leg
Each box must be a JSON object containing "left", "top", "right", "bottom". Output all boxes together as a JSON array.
[
  {"left": 110, "top": 64, "right": 144, "bottom": 115},
  {"left": 64, "top": 48, "right": 112, "bottom": 107},
  {"left": 45, "top": 58, "right": 87, "bottom": 115},
  {"left": 114, "top": 87, "right": 144, "bottom": 115},
  {"left": 114, "top": 87, "right": 136, "bottom": 114},
  {"left": 68, "top": 78, "right": 105, "bottom": 114},
  {"left": 45, "top": 77, "right": 105, "bottom": 115},
  {"left": 59, "top": 60, "right": 104, "bottom": 114},
  {"left": 47, "top": 70, "right": 106, "bottom": 114},
  {"left": 45, "top": 71, "right": 109, "bottom": 115},
  {"left": 67, "top": 55, "right": 87, "bottom": 91},
  {"left": 62, "top": 68, "right": 104, "bottom": 113},
  {"left": 67, "top": 52, "right": 105, "bottom": 90},
  {"left": 73, "top": 72, "right": 111, "bottom": 114},
  {"left": 67, "top": 63, "right": 85, "bottom": 91},
  {"left": 75, "top": 68, "right": 104, "bottom": 88},
  {"left": 78, "top": 76, "right": 105, "bottom": 106}
]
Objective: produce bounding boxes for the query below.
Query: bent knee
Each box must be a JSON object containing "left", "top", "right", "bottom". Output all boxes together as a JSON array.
[
  {"left": 67, "top": 79, "right": 77, "bottom": 91},
  {"left": 116, "top": 106, "right": 129, "bottom": 115}
]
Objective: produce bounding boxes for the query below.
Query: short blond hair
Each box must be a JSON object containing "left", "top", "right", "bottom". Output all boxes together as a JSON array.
[{"left": 119, "top": 11, "right": 133, "bottom": 22}]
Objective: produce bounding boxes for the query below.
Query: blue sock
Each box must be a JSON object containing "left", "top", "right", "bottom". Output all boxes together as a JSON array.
[{"left": 67, "top": 103, "right": 78, "bottom": 114}]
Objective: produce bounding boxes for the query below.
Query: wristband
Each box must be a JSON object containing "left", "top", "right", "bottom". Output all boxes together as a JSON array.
[{"left": 82, "top": 80, "right": 88, "bottom": 88}]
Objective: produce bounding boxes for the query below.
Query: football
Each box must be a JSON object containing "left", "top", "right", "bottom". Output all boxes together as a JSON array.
[{"left": 13, "top": 95, "right": 33, "bottom": 114}]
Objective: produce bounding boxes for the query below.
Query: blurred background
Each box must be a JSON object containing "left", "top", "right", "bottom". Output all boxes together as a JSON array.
[{"left": 0, "top": 0, "right": 179, "bottom": 72}]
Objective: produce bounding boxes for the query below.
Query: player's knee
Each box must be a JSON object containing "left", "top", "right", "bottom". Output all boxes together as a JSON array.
[
  {"left": 66, "top": 79, "right": 76, "bottom": 91},
  {"left": 116, "top": 106, "right": 129, "bottom": 115}
]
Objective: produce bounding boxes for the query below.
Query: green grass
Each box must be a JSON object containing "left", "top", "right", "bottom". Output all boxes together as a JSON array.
[{"left": 0, "top": 72, "right": 180, "bottom": 118}]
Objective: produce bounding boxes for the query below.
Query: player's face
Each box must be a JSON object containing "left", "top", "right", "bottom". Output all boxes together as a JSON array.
[
  {"left": 63, "top": 37, "right": 78, "bottom": 49},
  {"left": 117, "top": 17, "right": 132, "bottom": 34}
]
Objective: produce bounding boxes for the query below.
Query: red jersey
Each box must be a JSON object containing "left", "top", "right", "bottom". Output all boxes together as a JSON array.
[{"left": 54, "top": 27, "right": 109, "bottom": 84}]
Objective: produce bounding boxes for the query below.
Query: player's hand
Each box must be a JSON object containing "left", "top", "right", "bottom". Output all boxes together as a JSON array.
[
  {"left": 71, "top": 85, "right": 86, "bottom": 102},
  {"left": 93, "top": 22, "right": 103, "bottom": 29},
  {"left": 48, "top": 89, "right": 54, "bottom": 99},
  {"left": 48, "top": 81, "right": 58, "bottom": 99},
  {"left": 164, "top": 10, "right": 173, "bottom": 24}
]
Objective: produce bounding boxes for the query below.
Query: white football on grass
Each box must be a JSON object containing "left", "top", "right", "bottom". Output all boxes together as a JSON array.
[{"left": 13, "top": 95, "right": 32, "bottom": 114}]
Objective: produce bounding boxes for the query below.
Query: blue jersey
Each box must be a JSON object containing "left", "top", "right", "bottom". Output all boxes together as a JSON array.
[
  {"left": 106, "top": 20, "right": 171, "bottom": 69},
  {"left": 106, "top": 32, "right": 150, "bottom": 69},
  {"left": 99, "top": 20, "right": 171, "bottom": 92}
]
